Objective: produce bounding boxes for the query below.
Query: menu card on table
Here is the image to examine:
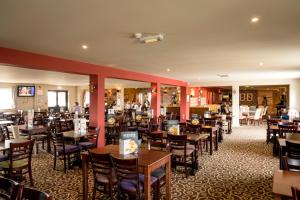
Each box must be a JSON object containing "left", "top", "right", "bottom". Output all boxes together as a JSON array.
[
  {"left": 119, "top": 131, "right": 140, "bottom": 155},
  {"left": 74, "top": 118, "right": 87, "bottom": 135},
  {"left": 27, "top": 109, "right": 34, "bottom": 129},
  {"left": 167, "top": 120, "right": 180, "bottom": 135}
]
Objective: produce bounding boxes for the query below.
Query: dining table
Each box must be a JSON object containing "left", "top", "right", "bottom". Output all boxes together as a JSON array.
[
  {"left": 0, "top": 138, "right": 29, "bottom": 151},
  {"left": 273, "top": 170, "right": 300, "bottom": 198},
  {"left": 0, "top": 120, "right": 14, "bottom": 126},
  {"left": 81, "top": 145, "right": 172, "bottom": 200}
]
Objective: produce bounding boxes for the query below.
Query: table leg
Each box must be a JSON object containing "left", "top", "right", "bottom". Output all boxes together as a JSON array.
[
  {"left": 81, "top": 154, "right": 88, "bottom": 200},
  {"left": 166, "top": 155, "right": 171, "bottom": 200},
  {"left": 210, "top": 131, "right": 213, "bottom": 155},
  {"left": 215, "top": 130, "right": 218, "bottom": 151},
  {"left": 144, "top": 167, "right": 151, "bottom": 200}
]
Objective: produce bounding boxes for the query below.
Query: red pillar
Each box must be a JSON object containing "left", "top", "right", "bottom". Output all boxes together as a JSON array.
[
  {"left": 89, "top": 74, "right": 105, "bottom": 147},
  {"left": 151, "top": 82, "right": 161, "bottom": 122},
  {"left": 180, "top": 86, "right": 189, "bottom": 122}
]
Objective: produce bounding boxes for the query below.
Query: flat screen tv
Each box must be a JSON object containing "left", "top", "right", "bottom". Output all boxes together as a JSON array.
[{"left": 17, "top": 86, "right": 35, "bottom": 97}]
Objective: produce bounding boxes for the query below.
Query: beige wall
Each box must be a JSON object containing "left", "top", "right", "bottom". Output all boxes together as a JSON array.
[{"left": 0, "top": 83, "right": 80, "bottom": 112}]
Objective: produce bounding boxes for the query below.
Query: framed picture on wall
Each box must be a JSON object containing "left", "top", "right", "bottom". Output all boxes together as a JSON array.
[
  {"left": 240, "top": 93, "right": 246, "bottom": 101},
  {"left": 247, "top": 93, "right": 253, "bottom": 102}
]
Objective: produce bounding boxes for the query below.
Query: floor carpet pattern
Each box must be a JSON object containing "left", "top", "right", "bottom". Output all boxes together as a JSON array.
[{"left": 26, "top": 125, "right": 278, "bottom": 200}]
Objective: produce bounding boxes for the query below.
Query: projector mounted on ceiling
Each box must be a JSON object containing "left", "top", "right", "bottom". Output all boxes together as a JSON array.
[{"left": 134, "top": 33, "right": 164, "bottom": 44}]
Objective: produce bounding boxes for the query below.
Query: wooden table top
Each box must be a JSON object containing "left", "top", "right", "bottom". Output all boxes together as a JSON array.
[
  {"left": 273, "top": 170, "right": 300, "bottom": 197},
  {"left": 278, "top": 133, "right": 300, "bottom": 146},
  {"left": 0, "top": 120, "right": 14, "bottom": 125},
  {"left": 0, "top": 139, "right": 29, "bottom": 151},
  {"left": 63, "top": 130, "right": 90, "bottom": 139},
  {"left": 151, "top": 130, "right": 208, "bottom": 142},
  {"left": 89, "top": 145, "right": 171, "bottom": 167},
  {"left": 270, "top": 124, "right": 300, "bottom": 132},
  {"left": 18, "top": 125, "right": 48, "bottom": 134}
]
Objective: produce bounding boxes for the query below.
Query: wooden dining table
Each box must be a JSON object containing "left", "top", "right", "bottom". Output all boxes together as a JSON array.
[
  {"left": 0, "top": 120, "right": 14, "bottom": 126},
  {"left": 18, "top": 125, "right": 50, "bottom": 152},
  {"left": 0, "top": 138, "right": 29, "bottom": 151},
  {"left": 273, "top": 170, "right": 300, "bottom": 197},
  {"left": 81, "top": 145, "right": 172, "bottom": 200}
]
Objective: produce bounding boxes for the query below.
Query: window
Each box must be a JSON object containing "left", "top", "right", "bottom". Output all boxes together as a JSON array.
[
  {"left": 47, "top": 90, "right": 68, "bottom": 108},
  {"left": 0, "top": 88, "right": 15, "bottom": 109}
]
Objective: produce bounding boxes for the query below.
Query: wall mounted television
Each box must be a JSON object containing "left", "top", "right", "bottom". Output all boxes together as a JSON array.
[{"left": 17, "top": 86, "right": 35, "bottom": 97}]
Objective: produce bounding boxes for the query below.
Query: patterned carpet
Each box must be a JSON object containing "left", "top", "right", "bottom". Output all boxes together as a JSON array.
[{"left": 27, "top": 125, "right": 278, "bottom": 200}]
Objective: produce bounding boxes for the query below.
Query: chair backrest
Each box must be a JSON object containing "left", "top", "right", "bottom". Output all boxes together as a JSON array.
[
  {"left": 51, "top": 131, "right": 65, "bottom": 152},
  {"left": 167, "top": 133, "right": 187, "bottom": 151},
  {"left": 20, "top": 187, "right": 52, "bottom": 200},
  {"left": 292, "top": 187, "right": 300, "bottom": 200},
  {"left": 87, "top": 128, "right": 100, "bottom": 148},
  {"left": 112, "top": 156, "right": 140, "bottom": 197},
  {"left": 267, "top": 119, "right": 280, "bottom": 131},
  {"left": 0, "top": 177, "right": 19, "bottom": 200},
  {"left": 263, "top": 106, "right": 268, "bottom": 116},
  {"left": 11, "top": 126, "right": 20, "bottom": 139},
  {"left": 8, "top": 140, "right": 35, "bottom": 173},
  {"left": 0, "top": 126, "right": 11, "bottom": 140},
  {"left": 88, "top": 151, "right": 114, "bottom": 184},
  {"left": 279, "top": 124, "right": 298, "bottom": 138},
  {"left": 204, "top": 118, "right": 216, "bottom": 126},
  {"left": 147, "top": 132, "right": 165, "bottom": 151},
  {"left": 254, "top": 108, "right": 262, "bottom": 120},
  {"left": 284, "top": 141, "right": 300, "bottom": 172}
]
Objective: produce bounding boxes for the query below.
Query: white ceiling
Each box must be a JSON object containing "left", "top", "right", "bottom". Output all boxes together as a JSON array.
[{"left": 0, "top": 0, "right": 300, "bottom": 85}]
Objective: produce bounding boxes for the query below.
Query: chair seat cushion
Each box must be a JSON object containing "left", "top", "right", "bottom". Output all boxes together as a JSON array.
[
  {"left": 120, "top": 174, "right": 157, "bottom": 193},
  {"left": 172, "top": 148, "right": 194, "bottom": 156},
  {"left": 96, "top": 172, "right": 117, "bottom": 184},
  {"left": 0, "top": 159, "right": 27, "bottom": 169},
  {"left": 56, "top": 145, "right": 80, "bottom": 154},
  {"left": 0, "top": 155, "right": 8, "bottom": 162},
  {"left": 79, "top": 141, "right": 96, "bottom": 148}
]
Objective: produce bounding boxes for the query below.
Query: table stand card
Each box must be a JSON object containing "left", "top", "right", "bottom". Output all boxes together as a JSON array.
[
  {"left": 119, "top": 131, "right": 139, "bottom": 155},
  {"left": 27, "top": 109, "right": 34, "bottom": 129},
  {"left": 167, "top": 120, "right": 180, "bottom": 135}
]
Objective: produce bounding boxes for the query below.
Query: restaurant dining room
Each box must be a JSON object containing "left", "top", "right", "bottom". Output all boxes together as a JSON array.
[{"left": 1, "top": 0, "right": 300, "bottom": 200}]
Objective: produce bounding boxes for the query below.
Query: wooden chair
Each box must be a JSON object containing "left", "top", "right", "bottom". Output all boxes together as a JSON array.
[
  {"left": 278, "top": 123, "right": 298, "bottom": 138},
  {"left": 111, "top": 156, "right": 158, "bottom": 200},
  {"left": 79, "top": 128, "right": 99, "bottom": 150},
  {"left": 51, "top": 131, "right": 80, "bottom": 173},
  {"left": 0, "top": 177, "right": 20, "bottom": 200},
  {"left": 248, "top": 108, "right": 263, "bottom": 125},
  {"left": 19, "top": 186, "right": 52, "bottom": 200},
  {"left": 292, "top": 187, "right": 300, "bottom": 200},
  {"left": 88, "top": 151, "right": 116, "bottom": 199},
  {"left": 283, "top": 141, "right": 300, "bottom": 172},
  {"left": 0, "top": 140, "right": 35, "bottom": 186},
  {"left": 147, "top": 131, "right": 166, "bottom": 199},
  {"left": 167, "top": 133, "right": 195, "bottom": 178}
]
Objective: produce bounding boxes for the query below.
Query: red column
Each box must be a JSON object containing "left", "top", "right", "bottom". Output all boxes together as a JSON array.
[
  {"left": 151, "top": 82, "right": 161, "bottom": 122},
  {"left": 180, "top": 86, "right": 190, "bottom": 122},
  {"left": 89, "top": 74, "right": 105, "bottom": 147}
]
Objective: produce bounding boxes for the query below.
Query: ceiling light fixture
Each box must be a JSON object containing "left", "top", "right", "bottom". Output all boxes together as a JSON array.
[
  {"left": 82, "top": 44, "right": 88, "bottom": 50},
  {"left": 134, "top": 33, "right": 164, "bottom": 44},
  {"left": 259, "top": 62, "right": 264, "bottom": 66},
  {"left": 251, "top": 17, "right": 260, "bottom": 23},
  {"left": 217, "top": 74, "right": 229, "bottom": 78},
  {"left": 166, "top": 68, "right": 171, "bottom": 72}
]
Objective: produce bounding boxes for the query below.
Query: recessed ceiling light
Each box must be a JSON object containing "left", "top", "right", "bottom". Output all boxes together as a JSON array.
[
  {"left": 81, "top": 44, "right": 88, "bottom": 50},
  {"left": 166, "top": 68, "right": 171, "bottom": 72},
  {"left": 251, "top": 17, "right": 260, "bottom": 23},
  {"left": 259, "top": 62, "right": 264, "bottom": 66}
]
